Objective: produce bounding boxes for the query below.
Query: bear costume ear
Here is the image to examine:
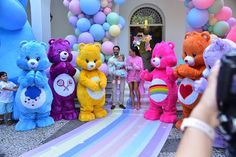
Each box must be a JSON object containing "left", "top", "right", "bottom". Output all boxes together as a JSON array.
[
  {"left": 40, "top": 42, "right": 48, "bottom": 51},
  {"left": 64, "top": 39, "right": 70, "bottom": 46},
  {"left": 201, "top": 31, "right": 211, "bottom": 42},
  {"left": 78, "top": 43, "right": 86, "bottom": 51},
  {"left": 94, "top": 42, "right": 101, "bottom": 50},
  {"left": 184, "top": 32, "right": 192, "bottom": 39},
  {"left": 168, "top": 42, "right": 175, "bottom": 49},
  {"left": 48, "top": 38, "right": 56, "bottom": 45},
  {"left": 19, "top": 40, "right": 28, "bottom": 48}
]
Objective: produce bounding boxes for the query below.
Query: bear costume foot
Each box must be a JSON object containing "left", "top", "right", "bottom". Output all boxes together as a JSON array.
[
  {"left": 79, "top": 112, "right": 95, "bottom": 122},
  {"left": 36, "top": 116, "right": 54, "bottom": 128},
  {"left": 160, "top": 112, "right": 177, "bottom": 123},
  {"left": 63, "top": 111, "right": 78, "bottom": 120},
  {"left": 15, "top": 120, "right": 36, "bottom": 131},
  {"left": 144, "top": 109, "right": 162, "bottom": 120},
  {"left": 94, "top": 108, "right": 107, "bottom": 118}
]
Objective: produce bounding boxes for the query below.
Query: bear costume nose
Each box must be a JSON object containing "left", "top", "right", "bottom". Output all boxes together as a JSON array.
[
  {"left": 90, "top": 65, "right": 94, "bottom": 68},
  {"left": 31, "top": 62, "right": 35, "bottom": 65},
  {"left": 184, "top": 60, "right": 188, "bottom": 63},
  {"left": 64, "top": 52, "right": 67, "bottom": 55}
]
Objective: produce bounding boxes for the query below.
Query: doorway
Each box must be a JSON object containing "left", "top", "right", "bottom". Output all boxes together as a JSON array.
[{"left": 130, "top": 7, "right": 164, "bottom": 71}]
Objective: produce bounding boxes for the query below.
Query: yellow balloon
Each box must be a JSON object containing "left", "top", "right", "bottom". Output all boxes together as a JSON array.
[{"left": 109, "top": 25, "right": 121, "bottom": 37}]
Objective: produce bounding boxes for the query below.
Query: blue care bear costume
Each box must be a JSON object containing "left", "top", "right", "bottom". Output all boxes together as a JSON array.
[{"left": 15, "top": 41, "right": 54, "bottom": 131}]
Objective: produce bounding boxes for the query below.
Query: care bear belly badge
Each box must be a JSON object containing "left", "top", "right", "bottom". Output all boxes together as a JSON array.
[
  {"left": 53, "top": 73, "right": 75, "bottom": 97},
  {"left": 20, "top": 86, "right": 46, "bottom": 109},
  {"left": 149, "top": 78, "right": 168, "bottom": 103},
  {"left": 178, "top": 78, "right": 199, "bottom": 105},
  {"left": 86, "top": 76, "right": 105, "bottom": 100}
]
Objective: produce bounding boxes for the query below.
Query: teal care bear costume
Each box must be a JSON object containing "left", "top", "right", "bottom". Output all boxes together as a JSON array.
[{"left": 15, "top": 41, "right": 54, "bottom": 131}]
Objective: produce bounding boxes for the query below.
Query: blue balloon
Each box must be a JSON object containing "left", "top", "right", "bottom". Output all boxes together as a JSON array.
[
  {"left": 103, "top": 22, "right": 110, "bottom": 31},
  {"left": 76, "top": 18, "right": 91, "bottom": 32},
  {"left": 187, "top": 8, "right": 209, "bottom": 28},
  {"left": 89, "top": 24, "right": 105, "bottom": 41},
  {"left": 80, "top": 0, "right": 100, "bottom": 15},
  {"left": 119, "top": 16, "right": 126, "bottom": 29},
  {"left": 114, "top": 0, "right": 126, "bottom": 5},
  {"left": 0, "top": 0, "right": 27, "bottom": 30}
]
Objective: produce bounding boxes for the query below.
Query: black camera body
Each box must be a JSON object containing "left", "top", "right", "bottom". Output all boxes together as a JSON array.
[{"left": 217, "top": 50, "right": 236, "bottom": 156}]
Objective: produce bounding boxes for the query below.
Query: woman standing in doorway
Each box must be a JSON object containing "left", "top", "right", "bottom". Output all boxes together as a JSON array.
[{"left": 126, "top": 45, "right": 144, "bottom": 110}]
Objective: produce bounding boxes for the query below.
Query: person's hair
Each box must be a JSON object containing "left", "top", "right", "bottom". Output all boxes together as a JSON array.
[
  {"left": 130, "top": 45, "right": 141, "bottom": 56},
  {"left": 0, "top": 72, "right": 7, "bottom": 77},
  {"left": 119, "top": 54, "right": 125, "bottom": 61},
  {"left": 113, "top": 45, "right": 120, "bottom": 51}
]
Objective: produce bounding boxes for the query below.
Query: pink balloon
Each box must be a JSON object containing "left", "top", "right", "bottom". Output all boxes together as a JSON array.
[
  {"left": 102, "top": 41, "right": 114, "bottom": 55},
  {"left": 192, "top": 0, "right": 215, "bottom": 9},
  {"left": 107, "top": 2, "right": 112, "bottom": 9},
  {"left": 69, "top": 0, "right": 81, "bottom": 15},
  {"left": 215, "top": 6, "right": 232, "bottom": 21},
  {"left": 98, "top": 63, "right": 109, "bottom": 76},
  {"left": 226, "top": 26, "right": 236, "bottom": 43},
  {"left": 63, "top": 0, "right": 70, "bottom": 7},
  {"left": 70, "top": 51, "right": 79, "bottom": 67},
  {"left": 103, "top": 7, "right": 111, "bottom": 15}
]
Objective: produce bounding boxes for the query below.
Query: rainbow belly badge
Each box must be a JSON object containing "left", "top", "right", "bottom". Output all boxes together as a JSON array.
[
  {"left": 149, "top": 79, "right": 168, "bottom": 103},
  {"left": 178, "top": 78, "right": 199, "bottom": 105}
]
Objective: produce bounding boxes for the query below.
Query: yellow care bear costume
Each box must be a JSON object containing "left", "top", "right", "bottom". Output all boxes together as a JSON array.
[{"left": 76, "top": 43, "right": 107, "bottom": 121}]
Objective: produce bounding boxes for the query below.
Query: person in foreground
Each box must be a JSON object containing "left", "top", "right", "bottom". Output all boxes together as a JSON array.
[{"left": 176, "top": 62, "right": 220, "bottom": 157}]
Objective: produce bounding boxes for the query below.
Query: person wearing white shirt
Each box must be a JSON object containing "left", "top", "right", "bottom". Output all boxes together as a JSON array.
[{"left": 0, "top": 72, "right": 18, "bottom": 125}]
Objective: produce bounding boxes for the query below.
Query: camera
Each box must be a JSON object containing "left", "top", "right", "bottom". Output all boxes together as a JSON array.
[{"left": 217, "top": 49, "right": 236, "bottom": 156}]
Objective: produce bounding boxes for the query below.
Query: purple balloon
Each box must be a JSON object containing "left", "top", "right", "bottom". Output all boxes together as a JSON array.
[
  {"left": 93, "top": 12, "right": 106, "bottom": 24},
  {"left": 65, "top": 35, "right": 77, "bottom": 47},
  {"left": 68, "top": 16, "right": 78, "bottom": 26},
  {"left": 227, "top": 17, "right": 236, "bottom": 27},
  {"left": 102, "top": 41, "right": 114, "bottom": 55},
  {"left": 70, "top": 50, "right": 79, "bottom": 67},
  {"left": 78, "top": 32, "right": 94, "bottom": 44},
  {"left": 98, "top": 63, "right": 109, "bottom": 76}
]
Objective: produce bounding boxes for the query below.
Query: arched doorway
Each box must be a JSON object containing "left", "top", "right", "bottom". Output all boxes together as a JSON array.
[{"left": 130, "top": 6, "right": 164, "bottom": 71}]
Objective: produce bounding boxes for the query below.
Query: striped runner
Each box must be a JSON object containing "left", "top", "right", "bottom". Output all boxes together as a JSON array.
[{"left": 21, "top": 108, "right": 172, "bottom": 157}]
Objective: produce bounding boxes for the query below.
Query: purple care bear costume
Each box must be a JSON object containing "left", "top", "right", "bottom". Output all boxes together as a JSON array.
[
  {"left": 194, "top": 38, "right": 236, "bottom": 148},
  {"left": 140, "top": 42, "right": 178, "bottom": 123},
  {"left": 48, "top": 38, "right": 78, "bottom": 121}
]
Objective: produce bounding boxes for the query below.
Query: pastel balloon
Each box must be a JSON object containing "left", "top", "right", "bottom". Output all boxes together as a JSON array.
[
  {"left": 76, "top": 18, "right": 91, "bottom": 32},
  {"left": 78, "top": 32, "right": 94, "bottom": 44},
  {"left": 67, "top": 11, "right": 74, "bottom": 18},
  {"left": 65, "top": 35, "right": 77, "bottom": 47},
  {"left": 208, "top": 0, "right": 224, "bottom": 14},
  {"left": 227, "top": 17, "right": 236, "bottom": 27},
  {"left": 192, "top": 0, "right": 215, "bottom": 9},
  {"left": 100, "top": 53, "right": 105, "bottom": 63},
  {"left": 215, "top": 6, "right": 232, "bottom": 21},
  {"left": 89, "top": 24, "right": 105, "bottom": 41},
  {"left": 98, "top": 63, "right": 109, "bottom": 76},
  {"left": 107, "top": 12, "right": 120, "bottom": 25},
  {"left": 226, "top": 26, "right": 236, "bottom": 43},
  {"left": 114, "top": 0, "right": 126, "bottom": 5},
  {"left": 69, "top": 0, "right": 81, "bottom": 15},
  {"left": 103, "top": 7, "right": 112, "bottom": 15},
  {"left": 93, "top": 11, "right": 106, "bottom": 24},
  {"left": 70, "top": 51, "right": 79, "bottom": 67},
  {"left": 68, "top": 16, "right": 78, "bottom": 26},
  {"left": 109, "top": 25, "right": 121, "bottom": 37},
  {"left": 73, "top": 43, "right": 79, "bottom": 51},
  {"left": 75, "top": 28, "right": 81, "bottom": 36},
  {"left": 209, "top": 16, "right": 218, "bottom": 26},
  {"left": 63, "top": 0, "right": 70, "bottom": 7},
  {"left": 101, "top": 0, "right": 108, "bottom": 7},
  {"left": 103, "top": 22, "right": 111, "bottom": 31},
  {"left": 80, "top": 0, "right": 100, "bottom": 15},
  {"left": 73, "top": 68, "right": 81, "bottom": 82},
  {"left": 119, "top": 16, "right": 126, "bottom": 29},
  {"left": 187, "top": 8, "right": 209, "bottom": 28},
  {"left": 102, "top": 41, "right": 114, "bottom": 55},
  {"left": 213, "top": 21, "right": 230, "bottom": 37}
]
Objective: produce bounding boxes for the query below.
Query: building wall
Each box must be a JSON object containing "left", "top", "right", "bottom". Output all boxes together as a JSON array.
[{"left": 49, "top": 0, "right": 236, "bottom": 60}]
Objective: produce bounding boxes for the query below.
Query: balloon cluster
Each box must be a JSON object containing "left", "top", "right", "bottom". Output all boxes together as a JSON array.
[
  {"left": 185, "top": 0, "right": 236, "bottom": 38},
  {"left": 63, "top": 0, "right": 126, "bottom": 56}
]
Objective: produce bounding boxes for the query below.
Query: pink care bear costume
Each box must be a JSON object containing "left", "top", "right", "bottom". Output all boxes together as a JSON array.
[
  {"left": 140, "top": 42, "right": 178, "bottom": 123},
  {"left": 47, "top": 38, "right": 78, "bottom": 121}
]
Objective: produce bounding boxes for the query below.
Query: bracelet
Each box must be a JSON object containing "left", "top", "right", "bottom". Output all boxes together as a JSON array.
[{"left": 180, "top": 117, "right": 215, "bottom": 140}]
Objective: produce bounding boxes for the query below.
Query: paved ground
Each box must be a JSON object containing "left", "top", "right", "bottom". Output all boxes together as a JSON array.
[{"left": 0, "top": 110, "right": 227, "bottom": 157}]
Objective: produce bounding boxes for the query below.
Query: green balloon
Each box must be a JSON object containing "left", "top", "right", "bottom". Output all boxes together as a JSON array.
[
  {"left": 208, "top": 0, "right": 224, "bottom": 14},
  {"left": 213, "top": 21, "right": 230, "bottom": 37},
  {"left": 106, "top": 12, "right": 120, "bottom": 25}
]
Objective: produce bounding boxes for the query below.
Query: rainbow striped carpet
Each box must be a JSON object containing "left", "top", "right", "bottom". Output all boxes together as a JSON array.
[{"left": 21, "top": 107, "right": 172, "bottom": 157}]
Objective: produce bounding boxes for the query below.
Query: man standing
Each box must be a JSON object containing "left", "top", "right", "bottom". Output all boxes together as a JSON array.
[{"left": 108, "top": 46, "right": 126, "bottom": 110}]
